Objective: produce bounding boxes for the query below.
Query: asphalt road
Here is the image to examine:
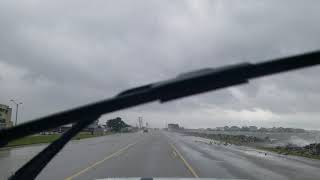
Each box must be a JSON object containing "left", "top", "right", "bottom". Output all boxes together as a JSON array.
[{"left": 1, "top": 130, "right": 320, "bottom": 180}]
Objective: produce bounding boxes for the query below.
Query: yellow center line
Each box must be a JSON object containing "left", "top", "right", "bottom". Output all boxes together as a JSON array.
[
  {"left": 65, "top": 141, "right": 139, "bottom": 180},
  {"left": 170, "top": 143, "right": 199, "bottom": 178}
]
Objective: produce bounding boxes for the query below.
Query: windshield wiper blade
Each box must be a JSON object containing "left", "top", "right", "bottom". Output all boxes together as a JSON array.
[
  {"left": 0, "top": 50, "right": 320, "bottom": 180},
  {"left": 1, "top": 51, "right": 320, "bottom": 147}
]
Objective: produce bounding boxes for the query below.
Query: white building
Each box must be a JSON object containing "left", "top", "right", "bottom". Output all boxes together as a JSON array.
[{"left": 0, "top": 104, "right": 13, "bottom": 129}]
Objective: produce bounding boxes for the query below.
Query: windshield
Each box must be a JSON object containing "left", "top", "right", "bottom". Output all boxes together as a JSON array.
[{"left": 1, "top": 1, "right": 320, "bottom": 180}]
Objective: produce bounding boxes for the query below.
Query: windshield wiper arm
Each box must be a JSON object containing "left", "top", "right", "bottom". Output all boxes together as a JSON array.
[
  {"left": 1, "top": 50, "right": 320, "bottom": 180},
  {"left": 9, "top": 116, "right": 99, "bottom": 180}
]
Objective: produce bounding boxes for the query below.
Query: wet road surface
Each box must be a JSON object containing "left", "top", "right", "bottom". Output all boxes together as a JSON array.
[{"left": 1, "top": 130, "right": 320, "bottom": 180}]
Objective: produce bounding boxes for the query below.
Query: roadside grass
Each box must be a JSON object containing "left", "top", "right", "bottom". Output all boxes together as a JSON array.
[
  {"left": 4, "top": 132, "right": 112, "bottom": 148},
  {"left": 257, "top": 146, "right": 320, "bottom": 160}
]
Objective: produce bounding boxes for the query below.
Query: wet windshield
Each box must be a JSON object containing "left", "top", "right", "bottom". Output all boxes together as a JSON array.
[{"left": 1, "top": 1, "right": 320, "bottom": 180}]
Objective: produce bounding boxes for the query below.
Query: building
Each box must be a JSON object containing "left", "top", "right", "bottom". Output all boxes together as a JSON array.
[
  {"left": 216, "top": 127, "right": 224, "bottom": 131},
  {"left": 224, "top": 126, "right": 229, "bottom": 131},
  {"left": 0, "top": 104, "right": 13, "bottom": 129},
  {"left": 58, "top": 125, "right": 73, "bottom": 133},
  {"left": 82, "top": 119, "right": 99, "bottom": 132},
  {"left": 229, "top": 126, "right": 240, "bottom": 131},
  {"left": 168, "top": 123, "right": 180, "bottom": 129},
  {"left": 258, "top": 127, "right": 268, "bottom": 132},
  {"left": 46, "top": 124, "right": 72, "bottom": 134},
  {"left": 87, "top": 119, "right": 99, "bottom": 129},
  {"left": 92, "top": 126, "right": 105, "bottom": 135},
  {"left": 249, "top": 126, "right": 258, "bottom": 131}
]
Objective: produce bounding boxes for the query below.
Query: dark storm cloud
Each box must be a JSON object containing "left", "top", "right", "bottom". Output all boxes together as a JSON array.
[{"left": 0, "top": 0, "right": 320, "bottom": 129}]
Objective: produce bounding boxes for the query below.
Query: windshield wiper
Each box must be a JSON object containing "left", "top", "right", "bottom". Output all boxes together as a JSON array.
[{"left": 1, "top": 50, "right": 320, "bottom": 179}]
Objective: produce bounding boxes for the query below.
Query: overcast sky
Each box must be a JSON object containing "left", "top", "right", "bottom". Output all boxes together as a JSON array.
[{"left": 1, "top": 0, "right": 320, "bottom": 129}]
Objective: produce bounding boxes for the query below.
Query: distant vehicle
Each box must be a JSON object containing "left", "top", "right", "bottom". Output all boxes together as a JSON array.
[{"left": 143, "top": 129, "right": 148, "bottom": 133}]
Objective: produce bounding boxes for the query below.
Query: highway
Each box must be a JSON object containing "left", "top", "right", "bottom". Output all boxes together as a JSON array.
[{"left": 1, "top": 130, "right": 320, "bottom": 180}]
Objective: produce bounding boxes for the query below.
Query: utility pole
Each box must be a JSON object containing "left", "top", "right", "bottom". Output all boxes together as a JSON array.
[{"left": 10, "top": 99, "right": 23, "bottom": 126}]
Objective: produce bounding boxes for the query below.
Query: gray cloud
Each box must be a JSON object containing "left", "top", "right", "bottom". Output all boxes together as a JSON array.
[{"left": 1, "top": 0, "right": 320, "bottom": 129}]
